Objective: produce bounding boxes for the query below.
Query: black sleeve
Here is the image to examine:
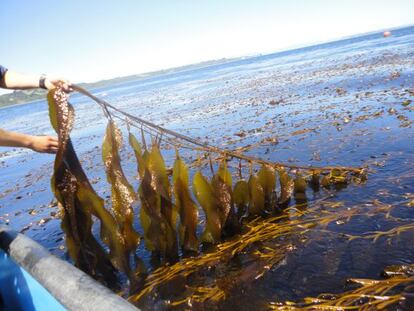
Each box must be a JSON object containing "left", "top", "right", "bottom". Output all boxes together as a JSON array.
[{"left": 0, "top": 65, "right": 8, "bottom": 80}]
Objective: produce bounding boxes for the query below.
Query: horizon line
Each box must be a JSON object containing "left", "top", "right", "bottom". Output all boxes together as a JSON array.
[{"left": 82, "top": 23, "right": 414, "bottom": 85}]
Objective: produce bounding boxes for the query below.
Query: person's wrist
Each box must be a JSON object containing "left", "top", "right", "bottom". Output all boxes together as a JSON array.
[{"left": 24, "top": 135, "right": 35, "bottom": 149}]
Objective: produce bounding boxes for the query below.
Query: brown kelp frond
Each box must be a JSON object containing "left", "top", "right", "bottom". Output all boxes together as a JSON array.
[
  {"left": 248, "top": 173, "right": 266, "bottom": 216},
  {"left": 173, "top": 152, "right": 199, "bottom": 252},
  {"left": 345, "top": 223, "right": 414, "bottom": 242},
  {"left": 48, "top": 89, "right": 118, "bottom": 285},
  {"left": 233, "top": 179, "right": 250, "bottom": 220},
  {"left": 103, "top": 120, "right": 140, "bottom": 253},
  {"left": 128, "top": 130, "right": 146, "bottom": 179},
  {"left": 49, "top": 86, "right": 373, "bottom": 301},
  {"left": 212, "top": 160, "right": 239, "bottom": 235},
  {"left": 193, "top": 171, "right": 222, "bottom": 243},
  {"left": 102, "top": 120, "right": 145, "bottom": 286},
  {"left": 278, "top": 168, "right": 294, "bottom": 206},
  {"left": 269, "top": 267, "right": 414, "bottom": 310},
  {"left": 137, "top": 143, "right": 178, "bottom": 260},
  {"left": 258, "top": 165, "right": 277, "bottom": 211}
]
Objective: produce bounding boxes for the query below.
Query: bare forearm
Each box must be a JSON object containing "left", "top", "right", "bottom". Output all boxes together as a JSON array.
[
  {"left": 0, "top": 70, "right": 42, "bottom": 90},
  {"left": 0, "top": 128, "right": 33, "bottom": 148},
  {"left": 0, "top": 70, "right": 72, "bottom": 92},
  {"left": 0, "top": 128, "right": 58, "bottom": 153}
]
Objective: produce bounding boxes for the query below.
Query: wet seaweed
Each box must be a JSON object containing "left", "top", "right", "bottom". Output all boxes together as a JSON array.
[
  {"left": 173, "top": 152, "right": 199, "bottom": 253},
  {"left": 138, "top": 143, "right": 178, "bottom": 261},
  {"left": 128, "top": 196, "right": 414, "bottom": 309},
  {"left": 48, "top": 89, "right": 118, "bottom": 286},
  {"left": 49, "top": 85, "right": 371, "bottom": 306},
  {"left": 269, "top": 269, "right": 413, "bottom": 310},
  {"left": 102, "top": 120, "right": 144, "bottom": 286}
]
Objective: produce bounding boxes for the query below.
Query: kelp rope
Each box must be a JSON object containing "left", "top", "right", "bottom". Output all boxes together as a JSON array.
[{"left": 71, "top": 84, "right": 364, "bottom": 175}]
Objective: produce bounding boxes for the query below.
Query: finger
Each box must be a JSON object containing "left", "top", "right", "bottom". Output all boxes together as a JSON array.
[
  {"left": 48, "top": 78, "right": 72, "bottom": 92},
  {"left": 47, "top": 136, "right": 59, "bottom": 142},
  {"left": 48, "top": 137, "right": 59, "bottom": 144},
  {"left": 62, "top": 82, "right": 73, "bottom": 93},
  {"left": 49, "top": 141, "right": 59, "bottom": 148}
]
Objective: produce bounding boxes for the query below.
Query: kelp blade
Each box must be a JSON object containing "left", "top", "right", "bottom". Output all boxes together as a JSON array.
[
  {"left": 294, "top": 172, "right": 307, "bottom": 202},
  {"left": 248, "top": 174, "right": 265, "bottom": 216},
  {"left": 102, "top": 121, "right": 140, "bottom": 254},
  {"left": 102, "top": 121, "right": 145, "bottom": 286},
  {"left": 138, "top": 144, "right": 178, "bottom": 260},
  {"left": 129, "top": 131, "right": 146, "bottom": 178},
  {"left": 278, "top": 168, "right": 294, "bottom": 206},
  {"left": 212, "top": 160, "right": 239, "bottom": 234},
  {"left": 233, "top": 180, "right": 250, "bottom": 220},
  {"left": 193, "top": 171, "right": 222, "bottom": 243},
  {"left": 257, "top": 165, "right": 277, "bottom": 211},
  {"left": 173, "top": 154, "right": 199, "bottom": 252},
  {"left": 48, "top": 89, "right": 118, "bottom": 285}
]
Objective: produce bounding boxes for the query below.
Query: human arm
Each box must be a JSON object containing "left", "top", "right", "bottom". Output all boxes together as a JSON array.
[
  {"left": 0, "top": 129, "right": 58, "bottom": 154},
  {"left": 0, "top": 67, "right": 71, "bottom": 92}
]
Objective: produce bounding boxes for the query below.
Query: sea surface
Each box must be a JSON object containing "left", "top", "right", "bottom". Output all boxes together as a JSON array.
[{"left": 1, "top": 26, "right": 414, "bottom": 309}]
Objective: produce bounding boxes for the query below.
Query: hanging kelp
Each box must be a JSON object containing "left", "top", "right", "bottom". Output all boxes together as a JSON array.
[
  {"left": 278, "top": 168, "right": 294, "bottom": 206},
  {"left": 293, "top": 172, "right": 308, "bottom": 202},
  {"left": 103, "top": 121, "right": 140, "bottom": 254},
  {"left": 233, "top": 179, "right": 249, "bottom": 221},
  {"left": 173, "top": 152, "right": 199, "bottom": 252},
  {"left": 213, "top": 160, "right": 240, "bottom": 235},
  {"left": 310, "top": 170, "right": 321, "bottom": 192},
  {"left": 138, "top": 143, "right": 178, "bottom": 260},
  {"left": 257, "top": 165, "right": 277, "bottom": 212},
  {"left": 193, "top": 171, "right": 222, "bottom": 243},
  {"left": 48, "top": 89, "right": 117, "bottom": 285},
  {"left": 102, "top": 121, "right": 145, "bottom": 287},
  {"left": 128, "top": 131, "right": 155, "bottom": 253},
  {"left": 48, "top": 85, "right": 369, "bottom": 302},
  {"left": 248, "top": 174, "right": 266, "bottom": 216},
  {"left": 128, "top": 131, "right": 147, "bottom": 179}
]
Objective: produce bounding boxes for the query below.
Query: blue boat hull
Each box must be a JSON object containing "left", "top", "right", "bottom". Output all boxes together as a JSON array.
[
  {"left": 0, "top": 249, "right": 65, "bottom": 310},
  {"left": 0, "top": 226, "right": 138, "bottom": 311}
]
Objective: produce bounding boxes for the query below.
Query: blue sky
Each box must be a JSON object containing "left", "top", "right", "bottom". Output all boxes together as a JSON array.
[{"left": 0, "top": 0, "right": 413, "bottom": 85}]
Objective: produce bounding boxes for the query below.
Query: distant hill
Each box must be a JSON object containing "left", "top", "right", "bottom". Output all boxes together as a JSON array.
[
  {"left": 0, "top": 58, "right": 239, "bottom": 108},
  {"left": 0, "top": 88, "right": 47, "bottom": 107}
]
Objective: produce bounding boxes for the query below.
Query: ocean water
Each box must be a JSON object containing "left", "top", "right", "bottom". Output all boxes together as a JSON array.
[{"left": 1, "top": 26, "right": 414, "bottom": 309}]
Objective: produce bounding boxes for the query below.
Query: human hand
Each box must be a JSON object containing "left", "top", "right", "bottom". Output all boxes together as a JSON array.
[
  {"left": 44, "top": 77, "right": 73, "bottom": 93},
  {"left": 28, "top": 135, "right": 59, "bottom": 154}
]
